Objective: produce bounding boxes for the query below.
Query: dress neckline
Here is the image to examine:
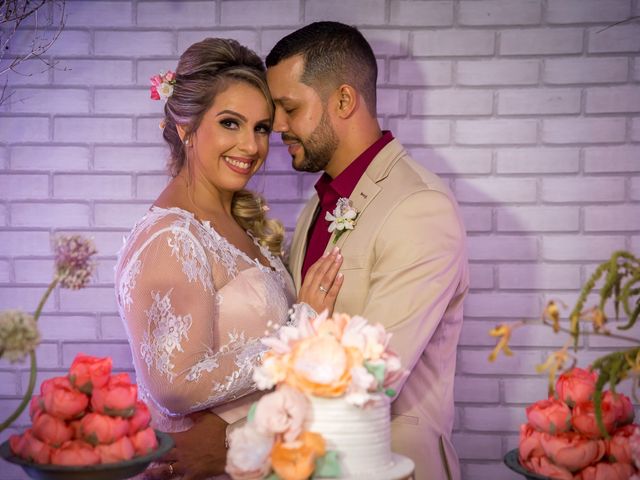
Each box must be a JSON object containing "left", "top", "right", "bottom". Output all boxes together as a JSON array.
[{"left": 149, "top": 205, "right": 279, "bottom": 273}]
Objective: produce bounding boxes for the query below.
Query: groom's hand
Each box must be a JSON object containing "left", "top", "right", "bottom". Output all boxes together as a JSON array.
[{"left": 144, "top": 411, "right": 228, "bottom": 480}]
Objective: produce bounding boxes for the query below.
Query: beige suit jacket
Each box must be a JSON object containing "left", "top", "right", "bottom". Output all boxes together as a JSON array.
[{"left": 289, "top": 139, "right": 469, "bottom": 480}]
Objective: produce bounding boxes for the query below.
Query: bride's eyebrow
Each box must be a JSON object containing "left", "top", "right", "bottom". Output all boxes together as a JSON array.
[
  {"left": 216, "top": 109, "right": 246, "bottom": 120},
  {"left": 216, "top": 110, "right": 270, "bottom": 125}
]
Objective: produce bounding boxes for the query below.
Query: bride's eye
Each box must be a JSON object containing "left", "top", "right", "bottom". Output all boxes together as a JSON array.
[
  {"left": 255, "top": 123, "right": 272, "bottom": 135},
  {"left": 220, "top": 118, "right": 239, "bottom": 130}
]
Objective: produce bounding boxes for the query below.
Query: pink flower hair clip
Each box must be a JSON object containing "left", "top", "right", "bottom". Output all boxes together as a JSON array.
[{"left": 150, "top": 71, "right": 176, "bottom": 101}]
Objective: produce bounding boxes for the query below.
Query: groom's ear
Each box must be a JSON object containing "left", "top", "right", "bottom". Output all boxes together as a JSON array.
[{"left": 334, "top": 84, "right": 357, "bottom": 119}]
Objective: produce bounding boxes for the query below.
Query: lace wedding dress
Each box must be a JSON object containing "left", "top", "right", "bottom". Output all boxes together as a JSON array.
[{"left": 115, "top": 206, "right": 296, "bottom": 433}]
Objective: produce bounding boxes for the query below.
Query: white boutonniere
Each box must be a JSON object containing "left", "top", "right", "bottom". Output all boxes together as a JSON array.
[{"left": 325, "top": 197, "right": 358, "bottom": 244}]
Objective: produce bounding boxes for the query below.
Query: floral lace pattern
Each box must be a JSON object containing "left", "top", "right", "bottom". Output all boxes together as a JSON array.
[
  {"left": 119, "top": 258, "right": 141, "bottom": 311},
  {"left": 140, "top": 289, "right": 193, "bottom": 383},
  {"left": 167, "top": 221, "right": 215, "bottom": 294},
  {"left": 114, "top": 206, "right": 296, "bottom": 430}
]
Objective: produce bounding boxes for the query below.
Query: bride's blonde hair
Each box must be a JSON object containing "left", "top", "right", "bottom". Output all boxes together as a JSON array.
[{"left": 161, "top": 38, "right": 284, "bottom": 256}]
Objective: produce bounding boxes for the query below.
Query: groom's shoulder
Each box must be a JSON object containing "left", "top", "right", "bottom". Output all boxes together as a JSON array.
[{"left": 383, "top": 145, "right": 453, "bottom": 200}]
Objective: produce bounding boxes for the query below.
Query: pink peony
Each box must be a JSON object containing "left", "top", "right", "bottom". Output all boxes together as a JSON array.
[
  {"left": 226, "top": 423, "right": 274, "bottom": 480},
  {"left": 128, "top": 401, "right": 151, "bottom": 435},
  {"left": 603, "top": 391, "right": 635, "bottom": 427},
  {"left": 91, "top": 373, "right": 137, "bottom": 417},
  {"left": 130, "top": 427, "right": 158, "bottom": 456},
  {"left": 540, "top": 431, "right": 606, "bottom": 472},
  {"left": 29, "top": 395, "right": 43, "bottom": 422},
  {"left": 68, "top": 354, "right": 112, "bottom": 394},
  {"left": 519, "top": 423, "right": 545, "bottom": 461},
  {"left": 50, "top": 440, "right": 100, "bottom": 466},
  {"left": 80, "top": 412, "right": 130, "bottom": 445},
  {"left": 555, "top": 367, "right": 597, "bottom": 406},
  {"left": 575, "top": 461, "right": 635, "bottom": 480},
  {"left": 253, "top": 384, "right": 309, "bottom": 443},
  {"left": 524, "top": 455, "right": 574, "bottom": 480},
  {"left": 41, "top": 376, "right": 89, "bottom": 420},
  {"left": 607, "top": 424, "right": 637, "bottom": 464},
  {"left": 572, "top": 400, "right": 617, "bottom": 438},
  {"left": 526, "top": 398, "right": 572, "bottom": 434},
  {"left": 631, "top": 425, "right": 640, "bottom": 469},
  {"left": 95, "top": 435, "right": 135, "bottom": 464},
  {"left": 9, "top": 429, "right": 52, "bottom": 464},
  {"left": 32, "top": 412, "right": 74, "bottom": 447}
]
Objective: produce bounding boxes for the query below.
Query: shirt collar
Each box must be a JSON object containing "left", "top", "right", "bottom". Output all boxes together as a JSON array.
[{"left": 315, "top": 130, "right": 394, "bottom": 207}]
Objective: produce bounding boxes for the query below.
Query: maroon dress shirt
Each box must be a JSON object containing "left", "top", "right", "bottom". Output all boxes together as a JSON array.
[{"left": 300, "top": 131, "right": 394, "bottom": 282}]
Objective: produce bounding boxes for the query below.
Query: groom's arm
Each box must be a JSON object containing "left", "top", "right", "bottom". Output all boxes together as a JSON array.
[
  {"left": 360, "top": 188, "right": 467, "bottom": 393},
  {"left": 144, "top": 411, "right": 228, "bottom": 480}
]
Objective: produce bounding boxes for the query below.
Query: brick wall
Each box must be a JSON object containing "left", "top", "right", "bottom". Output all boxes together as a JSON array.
[{"left": 1, "top": 1, "right": 639, "bottom": 478}]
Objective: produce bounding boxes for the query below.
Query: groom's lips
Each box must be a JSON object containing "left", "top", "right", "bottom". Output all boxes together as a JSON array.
[
  {"left": 282, "top": 136, "right": 302, "bottom": 157},
  {"left": 287, "top": 143, "right": 301, "bottom": 156}
]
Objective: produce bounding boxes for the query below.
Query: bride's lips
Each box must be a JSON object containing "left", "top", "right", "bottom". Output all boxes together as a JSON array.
[{"left": 223, "top": 155, "right": 253, "bottom": 175}]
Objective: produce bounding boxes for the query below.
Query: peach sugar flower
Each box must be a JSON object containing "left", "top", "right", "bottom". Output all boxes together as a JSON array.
[
  {"left": 254, "top": 310, "right": 402, "bottom": 405},
  {"left": 271, "top": 431, "right": 326, "bottom": 480},
  {"left": 226, "top": 311, "right": 405, "bottom": 480}
]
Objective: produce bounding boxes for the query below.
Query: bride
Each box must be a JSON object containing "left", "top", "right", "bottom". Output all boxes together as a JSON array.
[{"left": 114, "top": 38, "right": 343, "bottom": 479}]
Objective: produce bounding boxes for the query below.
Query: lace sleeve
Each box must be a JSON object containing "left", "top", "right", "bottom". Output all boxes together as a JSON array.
[{"left": 118, "top": 224, "right": 267, "bottom": 417}]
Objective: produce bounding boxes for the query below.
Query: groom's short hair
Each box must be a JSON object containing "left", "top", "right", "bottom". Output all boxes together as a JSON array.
[{"left": 266, "top": 21, "right": 378, "bottom": 116}]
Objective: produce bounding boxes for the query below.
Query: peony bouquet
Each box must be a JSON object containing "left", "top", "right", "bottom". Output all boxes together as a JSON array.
[
  {"left": 0, "top": 234, "right": 97, "bottom": 433},
  {"left": 488, "top": 251, "right": 640, "bottom": 478},
  {"left": 519, "top": 367, "right": 639, "bottom": 479},
  {"left": 9, "top": 353, "right": 158, "bottom": 466},
  {"left": 225, "top": 310, "right": 405, "bottom": 480}
]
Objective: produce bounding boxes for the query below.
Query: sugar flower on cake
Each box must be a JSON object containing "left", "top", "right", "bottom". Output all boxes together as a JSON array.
[
  {"left": 225, "top": 310, "right": 405, "bottom": 480},
  {"left": 254, "top": 309, "right": 403, "bottom": 406}
]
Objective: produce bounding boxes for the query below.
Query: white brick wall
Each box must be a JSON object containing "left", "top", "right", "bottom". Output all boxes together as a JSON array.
[{"left": 1, "top": 1, "right": 639, "bottom": 478}]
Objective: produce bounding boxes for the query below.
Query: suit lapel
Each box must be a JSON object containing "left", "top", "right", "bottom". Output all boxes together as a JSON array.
[
  {"left": 290, "top": 196, "right": 319, "bottom": 291},
  {"left": 328, "top": 174, "right": 381, "bottom": 251}
]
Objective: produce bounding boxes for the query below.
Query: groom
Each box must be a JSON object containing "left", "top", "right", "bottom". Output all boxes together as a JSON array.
[{"left": 266, "top": 22, "right": 469, "bottom": 480}]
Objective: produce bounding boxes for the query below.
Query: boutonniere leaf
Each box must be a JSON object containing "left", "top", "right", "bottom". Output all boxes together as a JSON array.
[{"left": 325, "top": 198, "right": 358, "bottom": 244}]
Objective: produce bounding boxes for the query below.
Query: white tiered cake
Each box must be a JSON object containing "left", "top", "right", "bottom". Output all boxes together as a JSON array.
[
  {"left": 225, "top": 311, "right": 415, "bottom": 479},
  {"left": 306, "top": 394, "right": 414, "bottom": 479}
]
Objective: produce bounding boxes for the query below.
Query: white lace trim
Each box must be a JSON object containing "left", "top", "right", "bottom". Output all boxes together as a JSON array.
[
  {"left": 190, "top": 331, "right": 267, "bottom": 410},
  {"left": 119, "top": 259, "right": 141, "bottom": 311},
  {"left": 140, "top": 289, "right": 193, "bottom": 383},
  {"left": 167, "top": 222, "right": 215, "bottom": 294}
]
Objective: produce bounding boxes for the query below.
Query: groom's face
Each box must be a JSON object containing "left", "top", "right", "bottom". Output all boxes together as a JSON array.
[{"left": 267, "top": 55, "right": 338, "bottom": 173}]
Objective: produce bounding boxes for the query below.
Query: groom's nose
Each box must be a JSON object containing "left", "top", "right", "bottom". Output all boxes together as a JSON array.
[{"left": 272, "top": 107, "right": 288, "bottom": 134}]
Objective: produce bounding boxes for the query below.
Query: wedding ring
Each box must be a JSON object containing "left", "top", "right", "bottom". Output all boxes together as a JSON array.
[
  {"left": 319, "top": 285, "right": 328, "bottom": 293},
  {"left": 168, "top": 462, "right": 175, "bottom": 476}
]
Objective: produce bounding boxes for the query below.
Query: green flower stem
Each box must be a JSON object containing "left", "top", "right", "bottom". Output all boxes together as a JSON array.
[
  {"left": 0, "top": 350, "right": 37, "bottom": 432},
  {"left": 0, "top": 277, "right": 57, "bottom": 433},
  {"left": 33, "top": 277, "right": 58, "bottom": 322},
  {"left": 536, "top": 318, "right": 639, "bottom": 344}
]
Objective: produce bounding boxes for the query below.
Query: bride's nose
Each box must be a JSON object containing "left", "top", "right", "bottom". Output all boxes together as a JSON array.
[{"left": 238, "top": 129, "right": 259, "bottom": 155}]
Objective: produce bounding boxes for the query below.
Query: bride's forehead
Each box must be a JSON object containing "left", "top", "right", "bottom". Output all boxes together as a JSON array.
[{"left": 206, "top": 83, "right": 270, "bottom": 118}]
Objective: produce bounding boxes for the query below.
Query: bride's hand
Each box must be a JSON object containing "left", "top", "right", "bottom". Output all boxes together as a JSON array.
[{"left": 297, "top": 246, "right": 344, "bottom": 315}]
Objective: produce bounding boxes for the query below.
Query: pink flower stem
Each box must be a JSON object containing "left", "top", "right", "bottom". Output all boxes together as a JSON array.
[{"left": 0, "top": 350, "right": 37, "bottom": 432}]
